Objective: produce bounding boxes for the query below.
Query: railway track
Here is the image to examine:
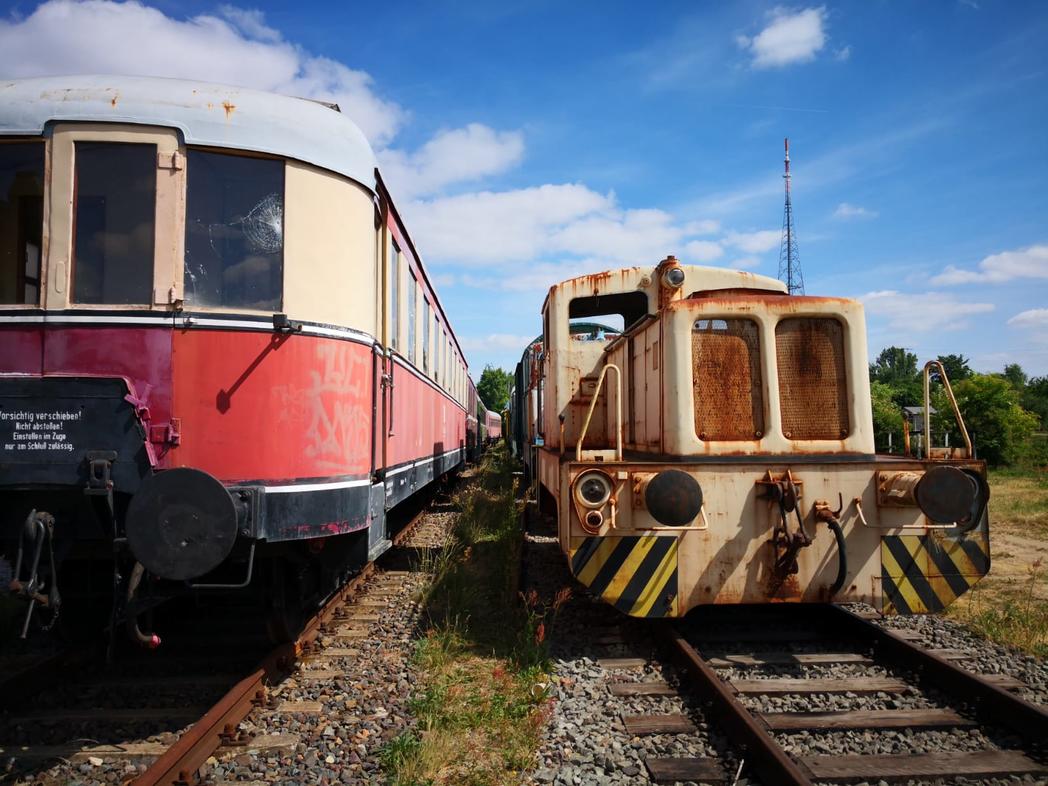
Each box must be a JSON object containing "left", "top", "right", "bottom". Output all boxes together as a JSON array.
[
  {"left": 0, "top": 492, "right": 444, "bottom": 786},
  {"left": 595, "top": 605, "right": 1048, "bottom": 785}
]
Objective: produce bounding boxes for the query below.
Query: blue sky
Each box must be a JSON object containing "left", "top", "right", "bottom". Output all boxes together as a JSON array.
[{"left": 2, "top": 1, "right": 1046, "bottom": 375}]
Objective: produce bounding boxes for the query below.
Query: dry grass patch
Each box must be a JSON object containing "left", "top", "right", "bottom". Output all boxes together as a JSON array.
[{"left": 947, "top": 468, "right": 1048, "bottom": 656}]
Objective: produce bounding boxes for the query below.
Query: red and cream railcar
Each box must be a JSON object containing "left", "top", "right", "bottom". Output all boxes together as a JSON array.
[
  {"left": 484, "top": 409, "right": 503, "bottom": 444},
  {"left": 0, "top": 76, "right": 472, "bottom": 641}
]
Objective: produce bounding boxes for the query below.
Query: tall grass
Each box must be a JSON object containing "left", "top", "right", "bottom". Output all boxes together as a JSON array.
[{"left": 947, "top": 468, "right": 1048, "bottom": 655}]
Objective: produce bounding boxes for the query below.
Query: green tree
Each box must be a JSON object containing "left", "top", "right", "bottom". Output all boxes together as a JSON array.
[
  {"left": 950, "top": 374, "right": 1039, "bottom": 466},
  {"left": 869, "top": 346, "right": 922, "bottom": 407},
  {"left": 1022, "top": 376, "right": 1048, "bottom": 430},
  {"left": 936, "top": 354, "right": 972, "bottom": 382},
  {"left": 1003, "top": 363, "right": 1028, "bottom": 390},
  {"left": 870, "top": 381, "right": 905, "bottom": 452},
  {"left": 476, "top": 365, "right": 512, "bottom": 411}
]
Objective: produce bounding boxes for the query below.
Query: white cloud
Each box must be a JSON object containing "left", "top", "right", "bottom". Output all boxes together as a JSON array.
[
  {"left": 217, "top": 5, "right": 280, "bottom": 42},
  {"left": 833, "top": 202, "right": 877, "bottom": 219},
  {"left": 0, "top": 0, "right": 406, "bottom": 145},
  {"left": 379, "top": 123, "right": 524, "bottom": 200},
  {"left": 834, "top": 45, "right": 851, "bottom": 61},
  {"left": 861, "top": 290, "right": 994, "bottom": 333},
  {"left": 931, "top": 244, "right": 1048, "bottom": 286},
  {"left": 408, "top": 181, "right": 763, "bottom": 273},
  {"left": 406, "top": 185, "right": 614, "bottom": 263},
  {"left": 548, "top": 208, "right": 683, "bottom": 264},
  {"left": 725, "top": 229, "right": 781, "bottom": 253},
  {"left": 683, "top": 240, "right": 724, "bottom": 262},
  {"left": 738, "top": 7, "right": 827, "bottom": 69},
  {"left": 683, "top": 219, "right": 721, "bottom": 235},
  {"left": 1008, "top": 309, "right": 1048, "bottom": 329},
  {"left": 459, "top": 333, "right": 537, "bottom": 353},
  {"left": 462, "top": 260, "right": 611, "bottom": 292}
]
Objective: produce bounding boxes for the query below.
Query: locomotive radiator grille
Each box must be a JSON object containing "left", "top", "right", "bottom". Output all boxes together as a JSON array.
[
  {"left": 569, "top": 535, "right": 678, "bottom": 617},
  {"left": 692, "top": 318, "right": 764, "bottom": 440},
  {"left": 775, "top": 317, "right": 850, "bottom": 440}
]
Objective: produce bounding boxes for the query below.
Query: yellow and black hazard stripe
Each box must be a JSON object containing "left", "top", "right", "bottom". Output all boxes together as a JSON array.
[
  {"left": 569, "top": 535, "right": 678, "bottom": 617},
  {"left": 881, "top": 532, "right": 990, "bottom": 614}
]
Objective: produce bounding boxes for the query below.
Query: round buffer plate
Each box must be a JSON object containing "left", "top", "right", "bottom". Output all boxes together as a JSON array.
[{"left": 125, "top": 467, "right": 238, "bottom": 581}]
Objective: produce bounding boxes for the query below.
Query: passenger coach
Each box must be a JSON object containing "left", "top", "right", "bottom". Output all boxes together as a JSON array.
[{"left": 0, "top": 76, "right": 473, "bottom": 642}]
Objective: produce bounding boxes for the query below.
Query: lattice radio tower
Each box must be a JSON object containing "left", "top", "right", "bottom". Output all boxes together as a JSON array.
[{"left": 777, "top": 137, "right": 804, "bottom": 295}]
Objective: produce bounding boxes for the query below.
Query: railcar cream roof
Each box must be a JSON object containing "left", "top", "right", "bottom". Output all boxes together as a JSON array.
[{"left": 0, "top": 75, "right": 379, "bottom": 189}]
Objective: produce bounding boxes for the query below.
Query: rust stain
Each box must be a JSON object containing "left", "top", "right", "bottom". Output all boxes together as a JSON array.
[
  {"left": 110, "top": 93, "right": 118, "bottom": 108},
  {"left": 222, "top": 101, "right": 236, "bottom": 119},
  {"left": 668, "top": 294, "right": 853, "bottom": 312},
  {"left": 692, "top": 317, "right": 764, "bottom": 441},
  {"left": 777, "top": 318, "right": 849, "bottom": 440}
]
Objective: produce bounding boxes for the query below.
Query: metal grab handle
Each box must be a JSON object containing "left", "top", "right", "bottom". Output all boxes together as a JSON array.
[
  {"left": 575, "top": 363, "right": 623, "bottom": 461},
  {"left": 923, "top": 360, "right": 972, "bottom": 458}
]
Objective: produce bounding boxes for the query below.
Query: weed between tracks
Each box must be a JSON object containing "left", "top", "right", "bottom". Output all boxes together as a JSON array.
[
  {"left": 947, "top": 468, "right": 1048, "bottom": 656},
  {"left": 380, "top": 444, "right": 562, "bottom": 786}
]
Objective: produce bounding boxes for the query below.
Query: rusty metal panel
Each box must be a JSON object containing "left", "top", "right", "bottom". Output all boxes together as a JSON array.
[
  {"left": 692, "top": 318, "right": 764, "bottom": 440},
  {"left": 775, "top": 317, "right": 849, "bottom": 440}
]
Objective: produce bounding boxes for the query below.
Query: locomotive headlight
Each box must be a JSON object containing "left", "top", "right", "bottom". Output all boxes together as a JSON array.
[
  {"left": 644, "top": 470, "right": 703, "bottom": 527},
  {"left": 662, "top": 267, "right": 686, "bottom": 289},
  {"left": 574, "top": 470, "right": 613, "bottom": 509},
  {"left": 915, "top": 465, "right": 983, "bottom": 525}
]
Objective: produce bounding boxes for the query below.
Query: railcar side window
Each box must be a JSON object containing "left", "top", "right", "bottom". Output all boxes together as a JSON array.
[
  {"left": 435, "top": 317, "right": 441, "bottom": 382},
  {"left": 442, "top": 331, "right": 449, "bottom": 388},
  {"left": 72, "top": 142, "right": 156, "bottom": 304},
  {"left": 408, "top": 271, "right": 417, "bottom": 363},
  {"left": 0, "top": 143, "right": 44, "bottom": 305},
  {"left": 692, "top": 318, "right": 764, "bottom": 440},
  {"left": 389, "top": 241, "right": 400, "bottom": 349},
  {"left": 776, "top": 317, "right": 850, "bottom": 439},
  {"left": 184, "top": 150, "right": 283, "bottom": 311},
  {"left": 423, "top": 297, "right": 431, "bottom": 375}
]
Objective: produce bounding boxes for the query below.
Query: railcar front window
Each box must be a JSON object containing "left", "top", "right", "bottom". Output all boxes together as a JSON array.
[
  {"left": 692, "top": 318, "right": 764, "bottom": 440},
  {"left": 776, "top": 317, "right": 850, "bottom": 439},
  {"left": 184, "top": 150, "right": 283, "bottom": 311},
  {"left": 72, "top": 142, "right": 156, "bottom": 304},
  {"left": 0, "top": 143, "right": 44, "bottom": 305}
]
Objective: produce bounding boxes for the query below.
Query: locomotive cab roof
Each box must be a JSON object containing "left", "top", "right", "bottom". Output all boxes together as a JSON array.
[{"left": 542, "top": 261, "right": 788, "bottom": 328}]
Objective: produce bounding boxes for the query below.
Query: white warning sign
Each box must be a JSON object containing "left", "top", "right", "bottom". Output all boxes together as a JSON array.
[{"left": 0, "top": 409, "right": 82, "bottom": 454}]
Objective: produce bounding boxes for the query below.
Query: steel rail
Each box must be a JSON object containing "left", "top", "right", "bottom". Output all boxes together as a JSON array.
[
  {"left": 133, "top": 506, "right": 430, "bottom": 786},
  {"left": 823, "top": 604, "right": 1048, "bottom": 744},
  {"left": 659, "top": 624, "right": 814, "bottom": 786}
]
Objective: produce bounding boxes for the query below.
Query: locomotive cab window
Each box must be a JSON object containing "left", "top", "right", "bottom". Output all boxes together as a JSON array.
[
  {"left": 692, "top": 318, "right": 764, "bottom": 440},
  {"left": 0, "top": 142, "right": 44, "bottom": 305},
  {"left": 776, "top": 317, "right": 850, "bottom": 439},
  {"left": 567, "top": 291, "right": 648, "bottom": 341},
  {"left": 184, "top": 150, "right": 284, "bottom": 311},
  {"left": 72, "top": 142, "right": 156, "bottom": 304}
]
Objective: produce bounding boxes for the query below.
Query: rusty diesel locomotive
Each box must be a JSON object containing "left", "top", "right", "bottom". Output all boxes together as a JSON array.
[{"left": 510, "top": 256, "right": 989, "bottom": 617}]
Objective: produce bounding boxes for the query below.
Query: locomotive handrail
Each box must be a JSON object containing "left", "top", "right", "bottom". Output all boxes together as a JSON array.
[
  {"left": 575, "top": 363, "right": 623, "bottom": 462},
  {"left": 923, "top": 360, "right": 972, "bottom": 459}
]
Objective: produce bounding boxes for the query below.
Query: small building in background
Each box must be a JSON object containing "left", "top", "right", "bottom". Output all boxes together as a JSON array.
[{"left": 903, "top": 405, "right": 936, "bottom": 434}]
